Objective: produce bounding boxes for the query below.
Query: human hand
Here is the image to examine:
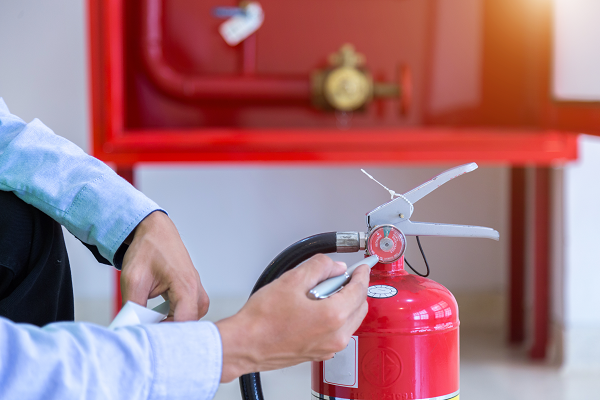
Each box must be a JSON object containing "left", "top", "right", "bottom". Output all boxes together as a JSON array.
[
  {"left": 216, "top": 254, "right": 370, "bottom": 383},
  {"left": 120, "top": 211, "right": 210, "bottom": 321}
]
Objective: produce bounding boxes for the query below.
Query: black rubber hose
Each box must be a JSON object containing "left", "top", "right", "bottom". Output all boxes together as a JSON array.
[{"left": 239, "top": 232, "right": 338, "bottom": 400}]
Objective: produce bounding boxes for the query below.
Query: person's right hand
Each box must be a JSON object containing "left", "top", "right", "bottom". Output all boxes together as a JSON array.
[{"left": 215, "top": 254, "right": 370, "bottom": 383}]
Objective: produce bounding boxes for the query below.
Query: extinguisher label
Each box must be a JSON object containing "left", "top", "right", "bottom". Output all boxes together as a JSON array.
[{"left": 323, "top": 336, "right": 359, "bottom": 388}]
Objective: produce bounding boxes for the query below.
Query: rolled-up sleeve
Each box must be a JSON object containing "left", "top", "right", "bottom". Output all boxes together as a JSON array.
[
  {"left": 0, "top": 316, "right": 222, "bottom": 400},
  {"left": 0, "top": 98, "right": 162, "bottom": 265}
]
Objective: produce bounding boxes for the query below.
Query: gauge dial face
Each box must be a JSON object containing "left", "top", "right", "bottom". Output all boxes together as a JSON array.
[{"left": 366, "top": 225, "right": 406, "bottom": 263}]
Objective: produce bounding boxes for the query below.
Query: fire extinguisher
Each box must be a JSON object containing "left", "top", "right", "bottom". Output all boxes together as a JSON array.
[{"left": 239, "top": 163, "right": 499, "bottom": 400}]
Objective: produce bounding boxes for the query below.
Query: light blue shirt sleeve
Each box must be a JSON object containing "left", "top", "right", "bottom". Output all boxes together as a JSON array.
[
  {"left": 0, "top": 316, "right": 222, "bottom": 400},
  {"left": 0, "top": 98, "right": 162, "bottom": 266},
  {"left": 0, "top": 98, "right": 225, "bottom": 397}
]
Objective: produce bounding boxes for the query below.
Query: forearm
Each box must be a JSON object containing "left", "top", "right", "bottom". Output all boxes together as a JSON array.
[
  {"left": 0, "top": 316, "right": 222, "bottom": 400},
  {"left": 215, "top": 314, "right": 259, "bottom": 383},
  {"left": 0, "top": 99, "right": 163, "bottom": 266}
]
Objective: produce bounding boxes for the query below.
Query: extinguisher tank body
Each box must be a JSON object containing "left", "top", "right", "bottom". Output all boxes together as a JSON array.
[{"left": 312, "top": 257, "right": 460, "bottom": 400}]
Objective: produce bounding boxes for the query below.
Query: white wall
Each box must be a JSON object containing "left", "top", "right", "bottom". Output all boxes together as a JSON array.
[
  {"left": 0, "top": 0, "right": 88, "bottom": 149},
  {"left": 554, "top": 0, "right": 600, "bottom": 101},
  {"left": 0, "top": 0, "right": 508, "bottom": 327},
  {"left": 553, "top": 0, "right": 600, "bottom": 370},
  {"left": 0, "top": 0, "right": 113, "bottom": 323},
  {"left": 562, "top": 136, "right": 600, "bottom": 370},
  {"left": 136, "top": 165, "right": 508, "bottom": 298}
]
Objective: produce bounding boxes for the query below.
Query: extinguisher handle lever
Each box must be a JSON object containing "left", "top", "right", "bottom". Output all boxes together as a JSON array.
[
  {"left": 366, "top": 163, "right": 479, "bottom": 228},
  {"left": 402, "top": 162, "right": 478, "bottom": 204},
  {"left": 365, "top": 162, "right": 499, "bottom": 241},
  {"left": 397, "top": 220, "right": 499, "bottom": 240}
]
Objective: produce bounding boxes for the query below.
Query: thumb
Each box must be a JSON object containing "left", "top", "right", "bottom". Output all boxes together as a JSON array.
[{"left": 169, "top": 286, "right": 200, "bottom": 322}]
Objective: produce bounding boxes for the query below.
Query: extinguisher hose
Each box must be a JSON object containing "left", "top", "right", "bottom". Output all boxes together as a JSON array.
[{"left": 239, "top": 232, "right": 339, "bottom": 400}]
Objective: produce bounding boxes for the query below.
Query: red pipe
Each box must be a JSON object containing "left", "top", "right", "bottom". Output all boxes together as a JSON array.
[
  {"left": 142, "top": 0, "right": 310, "bottom": 101},
  {"left": 242, "top": 34, "right": 257, "bottom": 76},
  {"left": 530, "top": 167, "right": 551, "bottom": 359},
  {"left": 114, "top": 165, "right": 135, "bottom": 316},
  {"left": 509, "top": 167, "right": 526, "bottom": 344}
]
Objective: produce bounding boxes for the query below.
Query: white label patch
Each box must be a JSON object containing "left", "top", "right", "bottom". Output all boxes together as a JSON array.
[
  {"left": 323, "top": 336, "right": 358, "bottom": 388},
  {"left": 367, "top": 285, "right": 398, "bottom": 299}
]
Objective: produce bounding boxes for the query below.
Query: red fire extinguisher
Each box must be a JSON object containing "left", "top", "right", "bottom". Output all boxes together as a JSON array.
[{"left": 240, "top": 163, "right": 499, "bottom": 400}]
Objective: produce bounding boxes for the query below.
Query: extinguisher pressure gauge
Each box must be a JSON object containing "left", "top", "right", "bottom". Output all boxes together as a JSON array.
[{"left": 366, "top": 224, "right": 406, "bottom": 263}]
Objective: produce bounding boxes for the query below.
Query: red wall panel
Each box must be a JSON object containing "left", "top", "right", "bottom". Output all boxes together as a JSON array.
[{"left": 89, "top": 0, "right": 580, "bottom": 164}]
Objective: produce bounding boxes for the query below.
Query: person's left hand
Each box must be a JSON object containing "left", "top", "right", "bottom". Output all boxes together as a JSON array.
[{"left": 120, "top": 211, "right": 209, "bottom": 321}]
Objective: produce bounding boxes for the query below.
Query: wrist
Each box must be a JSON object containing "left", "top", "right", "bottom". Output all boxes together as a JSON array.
[
  {"left": 125, "top": 210, "right": 168, "bottom": 245},
  {"left": 215, "top": 313, "right": 260, "bottom": 382}
]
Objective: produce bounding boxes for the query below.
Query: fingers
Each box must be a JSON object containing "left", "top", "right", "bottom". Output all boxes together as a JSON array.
[
  {"left": 308, "top": 264, "right": 369, "bottom": 357},
  {"left": 169, "top": 277, "right": 203, "bottom": 321},
  {"left": 288, "top": 254, "right": 347, "bottom": 290},
  {"left": 121, "top": 211, "right": 211, "bottom": 322},
  {"left": 325, "top": 264, "right": 370, "bottom": 336},
  {"left": 197, "top": 287, "right": 210, "bottom": 318},
  {"left": 171, "top": 294, "right": 199, "bottom": 322},
  {"left": 331, "top": 264, "right": 370, "bottom": 307}
]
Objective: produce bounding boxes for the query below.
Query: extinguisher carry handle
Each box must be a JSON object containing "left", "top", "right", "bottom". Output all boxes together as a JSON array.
[
  {"left": 398, "top": 220, "right": 500, "bottom": 240},
  {"left": 365, "top": 163, "right": 500, "bottom": 241}
]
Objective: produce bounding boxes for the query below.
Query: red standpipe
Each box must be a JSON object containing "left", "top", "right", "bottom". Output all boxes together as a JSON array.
[{"left": 141, "top": 0, "right": 310, "bottom": 101}]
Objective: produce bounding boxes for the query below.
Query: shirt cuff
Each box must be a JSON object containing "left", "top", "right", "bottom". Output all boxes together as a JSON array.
[
  {"left": 63, "top": 172, "right": 165, "bottom": 265},
  {"left": 142, "top": 321, "right": 222, "bottom": 400},
  {"left": 110, "top": 209, "right": 169, "bottom": 269}
]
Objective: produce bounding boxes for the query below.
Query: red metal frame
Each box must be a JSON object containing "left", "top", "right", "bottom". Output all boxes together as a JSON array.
[
  {"left": 98, "top": 128, "right": 578, "bottom": 165},
  {"left": 88, "top": 0, "right": 579, "bottom": 166},
  {"left": 88, "top": 0, "right": 595, "bottom": 360}
]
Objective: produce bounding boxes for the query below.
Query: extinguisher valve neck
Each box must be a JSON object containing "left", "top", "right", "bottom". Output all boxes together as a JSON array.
[{"left": 336, "top": 232, "right": 366, "bottom": 252}]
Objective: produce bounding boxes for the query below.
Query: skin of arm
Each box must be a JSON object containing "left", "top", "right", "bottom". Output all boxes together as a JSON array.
[
  {"left": 216, "top": 254, "right": 370, "bottom": 382},
  {"left": 120, "top": 210, "right": 210, "bottom": 321}
]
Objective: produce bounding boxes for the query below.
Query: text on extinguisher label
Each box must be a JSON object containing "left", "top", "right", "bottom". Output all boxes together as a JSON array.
[{"left": 323, "top": 336, "right": 359, "bottom": 388}]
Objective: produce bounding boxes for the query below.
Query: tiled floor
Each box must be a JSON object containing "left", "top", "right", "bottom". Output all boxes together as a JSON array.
[
  {"left": 459, "top": 329, "right": 598, "bottom": 400},
  {"left": 213, "top": 328, "right": 599, "bottom": 400},
  {"left": 74, "top": 294, "right": 598, "bottom": 399},
  {"left": 203, "top": 297, "right": 599, "bottom": 400}
]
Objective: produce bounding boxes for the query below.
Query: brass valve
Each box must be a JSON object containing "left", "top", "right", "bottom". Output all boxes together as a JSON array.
[{"left": 311, "top": 44, "right": 409, "bottom": 113}]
